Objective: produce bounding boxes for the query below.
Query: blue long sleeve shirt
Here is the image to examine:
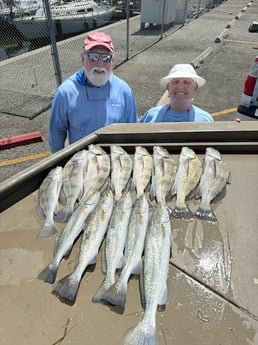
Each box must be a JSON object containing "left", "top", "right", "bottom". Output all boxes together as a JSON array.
[
  {"left": 49, "top": 69, "right": 138, "bottom": 153},
  {"left": 140, "top": 104, "right": 213, "bottom": 123}
]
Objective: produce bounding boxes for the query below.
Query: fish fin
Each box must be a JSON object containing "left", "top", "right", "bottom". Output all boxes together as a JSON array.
[
  {"left": 99, "top": 282, "right": 127, "bottom": 308},
  {"left": 227, "top": 171, "right": 232, "bottom": 184},
  {"left": 36, "top": 203, "right": 45, "bottom": 219},
  {"left": 131, "top": 261, "right": 142, "bottom": 275},
  {"left": 139, "top": 272, "right": 146, "bottom": 309},
  {"left": 58, "top": 188, "right": 67, "bottom": 206},
  {"left": 170, "top": 206, "right": 193, "bottom": 220},
  {"left": 52, "top": 274, "right": 80, "bottom": 305},
  {"left": 124, "top": 320, "right": 157, "bottom": 345},
  {"left": 194, "top": 206, "right": 218, "bottom": 224},
  {"left": 37, "top": 223, "right": 58, "bottom": 238},
  {"left": 92, "top": 279, "right": 109, "bottom": 304},
  {"left": 37, "top": 263, "right": 58, "bottom": 284},
  {"left": 54, "top": 208, "right": 73, "bottom": 223},
  {"left": 211, "top": 185, "right": 227, "bottom": 204},
  {"left": 187, "top": 184, "right": 200, "bottom": 200},
  {"left": 158, "top": 284, "right": 168, "bottom": 308}
]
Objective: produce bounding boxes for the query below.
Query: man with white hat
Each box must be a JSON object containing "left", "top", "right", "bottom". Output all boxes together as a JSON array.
[
  {"left": 49, "top": 31, "right": 138, "bottom": 153},
  {"left": 140, "top": 64, "right": 213, "bottom": 123}
]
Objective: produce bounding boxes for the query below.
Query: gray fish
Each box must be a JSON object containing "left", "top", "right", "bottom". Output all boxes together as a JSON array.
[
  {"left": 194, "top": 147, "right": 231, "bottom": 223},
  {"left": 37, "top": 190, "right": 100, "bottom": 284},
  {"left": 100, "top": 193, "right": 149, "bottom": 308},
  {"left": 92, "top": 191, "right": 133, "bottom": 304},
  {"left": 36, "top": 166, "right": 63, "bottom": 238},
  {"left": 132, "top": 146, "right": 153, "bottom": 199},
  {"left": 83, "top": 144, "right": 110, "bottom": 198},
  {"left": 110, "top": 145, "right": 133, "bottom": 202},
  {"left": 150, "top": 146, "right": 177, "bottom": 204},
  {"left": 54, "top": 150, "right": 88, "bottom": 223},
  {"left": 124, "top": 203, "right": 172, "bottom": 345},
  {"left": 52, "top": 190, "right": 114, "bottom": 304},
  {"left": 170, "top": 146, "right": 202, "bottom": 219}
]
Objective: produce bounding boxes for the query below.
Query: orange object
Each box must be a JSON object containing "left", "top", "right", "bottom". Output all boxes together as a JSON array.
[{"left": 0, "top": 131, "right": 43, "bottom": 150}]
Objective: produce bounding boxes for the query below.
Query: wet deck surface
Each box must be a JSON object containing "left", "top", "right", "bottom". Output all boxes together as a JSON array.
[{"left": 1, "top": 122, "right": 258, "bottom": 344}]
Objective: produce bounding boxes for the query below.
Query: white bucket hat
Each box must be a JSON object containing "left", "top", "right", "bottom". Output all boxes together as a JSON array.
[{"left": 160, "top": 64, "right": 206, "bottom": 89}]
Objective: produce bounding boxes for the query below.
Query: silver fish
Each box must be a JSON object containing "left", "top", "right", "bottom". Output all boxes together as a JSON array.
[
  {"left": 37, "top": 190, "right": 100, "bottom": 284},
  {"left": 100, "top": 193, "right": 149, "bottom": 308},
  {"left": 150, "top": 146, "right": 177, "bottom": 204},
  {"left": 110, "top": 145, "right": 133, "bottom": 202},
  {"left": 83, "top": 144, "right": 110, "bottom": 198},
  {"left": 92, "top": 191, "right": 133, "bottom": 304},
  {"left": 124, "top": 203, "right": 172, "bottom": 345},
  {"left": 194, "top": 147, "right": 231, "bottom": 223},
  {"left": 36, "top": 166, "right": 63, "bottom": 238},
  {"left": 54, "top": 150, "right": 88, "bottom": 223},
  {"left": 170, "top": 146, "right": 202, "bottom": 219},
  {"left": 52, "top": 190, "right": 114, "bottom": 304},
  {"left": 132, "top": 146, "right": 153, "bottom": 199}
]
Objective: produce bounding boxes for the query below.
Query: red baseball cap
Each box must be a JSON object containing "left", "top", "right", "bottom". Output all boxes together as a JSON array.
[{"left": 84, "top": 32, "right": 114, "bottom": 52}]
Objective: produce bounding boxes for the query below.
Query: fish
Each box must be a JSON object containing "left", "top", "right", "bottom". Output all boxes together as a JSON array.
[
  {"left": 131, "top": 146, "right": 153, "bottom": 199},
  {"left": 52, "top": 190, "right": 114, "bottom": 305},
  {"left": 124, "top": 202, "right": 172, "bottom": 345},
  {"left": 169, "top": 146, "right": 202, "bottom": 220},
  {"left": 36, "top": 166, "right": 63, "bottom": 238},
  {"left": 54, "top": 150, "right": 88, "bottom": 223},
  {"left": 99, "top": 193, "right": 149, "bottom": 308},
  {"left": 82, "top": 144, "right": 110, "bottom": 198},
  {"left": 92, "top": 191, "right": 133, "bottom": 304},
  {"left": 194, "top": 147, "right": 231, "bottom": 223},
  {"left": 37, "top": 190, "right": 100, "bottom": 284},
  {"left": 110, "top": 145, "right": 133, "bottom": 202},
  {"left": 150, "top": 146, "right": 177, "bottom": 204}
]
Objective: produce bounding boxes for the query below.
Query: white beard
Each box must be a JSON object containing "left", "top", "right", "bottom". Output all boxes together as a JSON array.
[{"left": 84, "top": 67, "right": 111, "bottom": 87}]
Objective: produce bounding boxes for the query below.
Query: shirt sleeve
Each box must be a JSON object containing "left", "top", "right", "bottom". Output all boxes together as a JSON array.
[{"left": 48, "top": 88, "right": 69, "bottom": 153}]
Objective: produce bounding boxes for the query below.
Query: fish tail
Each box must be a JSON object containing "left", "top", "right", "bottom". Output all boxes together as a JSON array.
[
  {"left": 124, "top": 321, "right": 157, "bottom": 345},
  {"left": 37, "top": 263, "right": 58, "bottom": 284},
  {"left": 54, "top": 208, "right": 73, "bottom": 223},
  {"left": 37, "top": 224, "right": 58, "bottom": 238},
  {"left": 170, "top": 205, "right": 193, "bottom": 220},
  {"left": 91, "top": 280, "right": 108, "bottom": 304},
  {"left": 52, "top": 274, "right": 80, "bottom": 305},
  {"left": 100, "top": 282, "right": 127, "bottom": 308},
  {"left": 194, "top": 206, "right": 218, "bottom": 224}
]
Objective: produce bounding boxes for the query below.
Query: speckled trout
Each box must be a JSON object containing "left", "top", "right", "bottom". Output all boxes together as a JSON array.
[
  {"left": 36, "top": 166, "right": 63, "bottom": 238},
  {"left": 37, "top": 190, "right": 100, "bottom": 284},
  {"left": 110, "top": 145, "right": 133, "bottom": 202},
  {"left": 170, "top": 146, "right": 202, "bottom": 219},
  {"left": 194, "top": 147, "right": 231, "bottom": 223},
  {"left": 52, "top": 190, "right": 114, "bottom": 304},
  {"left": 124, "top": 203, "right": 172, "bottom": 345},
  {"left": 100, "top": 193, "right": 149, "bottom": 308},
  {"left": 92, "top": 191, "right": 133, "bottom": 304}
]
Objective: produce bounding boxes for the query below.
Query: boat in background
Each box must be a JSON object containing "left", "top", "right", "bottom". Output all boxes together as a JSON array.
[
  {"left": 12, "top": 0, "right": 116, "bottom": 40},
  {"left": 0, "top": 0, "right": 41, "bottom": 17}
]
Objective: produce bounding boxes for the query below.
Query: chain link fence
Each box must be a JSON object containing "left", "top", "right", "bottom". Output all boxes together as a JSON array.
[{"left": 0, "top": 0, "right": 220, "bottom": 116}]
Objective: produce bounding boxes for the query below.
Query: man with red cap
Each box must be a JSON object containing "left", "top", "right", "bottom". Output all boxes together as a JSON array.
[{"left": 49, "top": 31, "right": 138, "bottom": 153}]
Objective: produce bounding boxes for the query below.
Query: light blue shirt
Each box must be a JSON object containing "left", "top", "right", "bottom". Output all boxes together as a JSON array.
[
  {"left": 140, "top": 104, "right": 213, "bottom": 123},
  {"left": 49, "top": 69, "right": 138, "bottom": 153}
]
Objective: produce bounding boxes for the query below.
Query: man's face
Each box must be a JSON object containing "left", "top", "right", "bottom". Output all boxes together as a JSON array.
[{"left": 81, "top": 46, "right": 114, "bottom": 87}]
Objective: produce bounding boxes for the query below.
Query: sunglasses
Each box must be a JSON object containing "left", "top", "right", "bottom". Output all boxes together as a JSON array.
[{"left": 86, "top": 52, "right": 113, "bottom": 64}]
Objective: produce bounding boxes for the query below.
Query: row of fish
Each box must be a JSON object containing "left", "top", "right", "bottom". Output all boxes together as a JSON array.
[
  {"left": 37, "top": 144, "right": 231, "bottom": 240},
  {"left": 36, "top": 144, "right": 231, "bottom": 345},
  {"left": 38, "top": 189, "right": 172, "bottom": 345}
]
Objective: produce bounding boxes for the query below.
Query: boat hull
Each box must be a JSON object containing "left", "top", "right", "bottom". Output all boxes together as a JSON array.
[{"left": 13, "top": 6, "right": 115, "bottom": 40}]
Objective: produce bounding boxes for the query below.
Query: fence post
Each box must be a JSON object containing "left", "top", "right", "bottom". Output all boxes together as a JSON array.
[{"left": 42, "top": 0, "right": 62, "bottom": 86}]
